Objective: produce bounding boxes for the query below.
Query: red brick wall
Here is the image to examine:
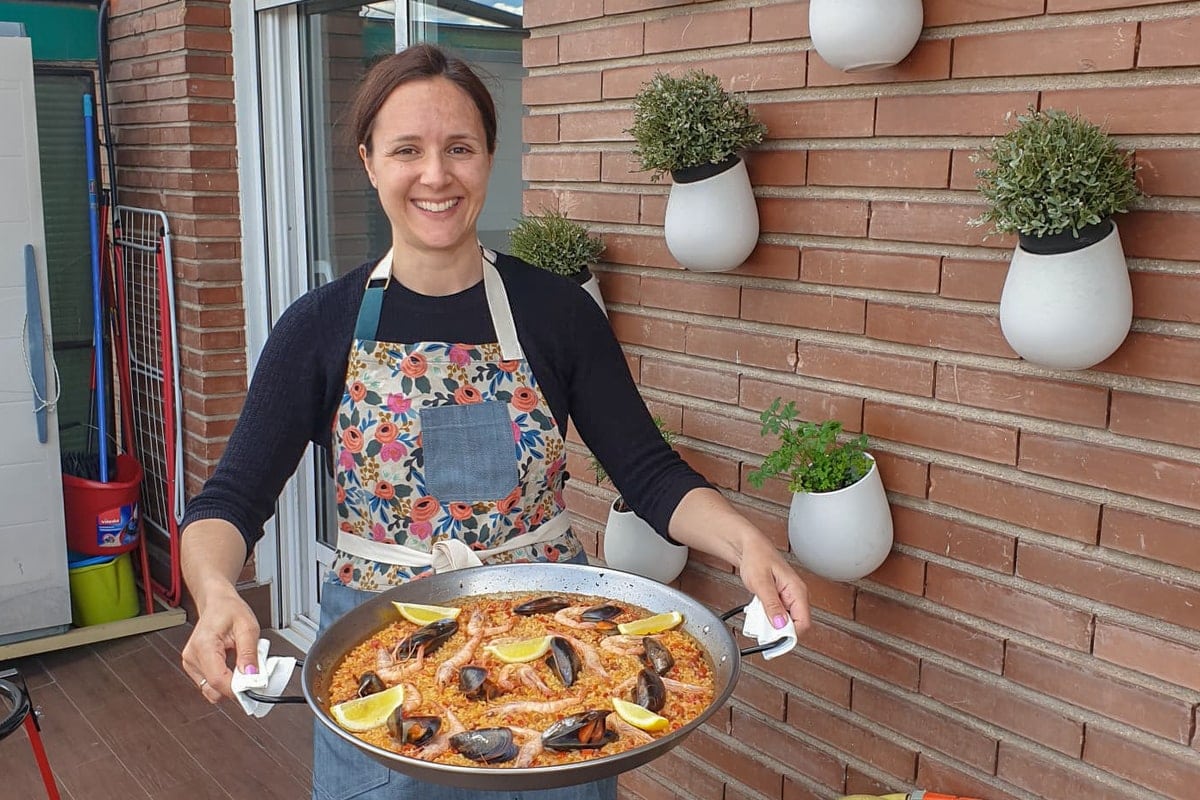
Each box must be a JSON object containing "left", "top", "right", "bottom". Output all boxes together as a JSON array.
[
  {"left": 105, "top": 0, "right": 244, "bottom": 512},
  {"left": 525, "top": 2, "right": 1200, "bottom": 799}
]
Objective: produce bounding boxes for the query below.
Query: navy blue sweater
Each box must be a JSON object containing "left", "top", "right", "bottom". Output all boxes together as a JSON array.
[{"left": 182, "top": 252, "right": 710, "bottom": 554}]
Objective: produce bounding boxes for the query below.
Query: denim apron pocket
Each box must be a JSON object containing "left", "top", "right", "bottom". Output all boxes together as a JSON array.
[{"left": 420, "top": 400, "right": 518, "bottom": 502}]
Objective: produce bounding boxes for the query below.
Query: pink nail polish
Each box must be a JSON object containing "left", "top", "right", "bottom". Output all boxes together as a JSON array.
[
  {"left": 772, "top": 614, "right": 788, "bottom": 629},
  {"left": 244, "top": 664, "right": 259, "bottom": 675}
]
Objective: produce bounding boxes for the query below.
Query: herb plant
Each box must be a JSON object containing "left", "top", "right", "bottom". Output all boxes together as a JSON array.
[
  {"left": 971, "top": 107, "right": 1140, "bottom": 239},
  {"left": 747, "top": 399, "right": 871, "bottom": 494},
  {"left": 628, "top": 70, "right": 767, "bottom": 182},
  {"left": 592, "top": 416, "right": 676, "bottom": 511},
  {"left": 509, "top": 210, "right": 606, "bottom": 278}
]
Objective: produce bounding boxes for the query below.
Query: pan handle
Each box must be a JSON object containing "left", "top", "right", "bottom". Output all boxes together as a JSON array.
[
  {"left": 241, "top": 659, "right": 308, "bottom": 704},
  {"left": 719, "top": 604, "right": 791, "bottom": 658}
]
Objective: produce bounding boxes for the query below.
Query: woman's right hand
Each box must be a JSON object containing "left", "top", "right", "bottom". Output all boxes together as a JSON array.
[{"left": 181, "top": 583, "right": 261, "bottom": 704}]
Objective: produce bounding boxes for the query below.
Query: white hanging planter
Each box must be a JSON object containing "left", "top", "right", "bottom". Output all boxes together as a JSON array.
[
  {"left": 809, "top": 0, "right": 924, "bottom": 73},
  {"left": 999, "top": 220, "right": 1132, "bottom": 371},
  {"left": 664, "top": 156, "right": 759, "bottom": 273},
  {"left": 578, "top": 269, "right": 608, "bottom": 317},
  {"left": 787, "top": 454, "right": 893, "bottom": 582},
  {"left": 601, "top": 499, "right": 688, "bottom": 584}
]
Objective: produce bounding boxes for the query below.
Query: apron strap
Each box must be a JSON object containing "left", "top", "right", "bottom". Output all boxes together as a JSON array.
[
  {"left": 335, "top": 511, "right": 572, "bottom": 572},
  {"left": 353, "top": 247, "right": 523, "bottom": 363}
]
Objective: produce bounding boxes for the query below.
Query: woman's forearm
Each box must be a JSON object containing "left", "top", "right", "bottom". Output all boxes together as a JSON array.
[
  {"left": 666, "top": 487, "right": 763, "bottom": 566},
  {"left": 180, "top": 518, "right": 250, "bottom": 613}
]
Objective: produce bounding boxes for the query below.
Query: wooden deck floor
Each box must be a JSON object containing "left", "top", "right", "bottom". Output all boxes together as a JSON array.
[{"left": 0, "top": 625, "right": 313, "bottom": 800}]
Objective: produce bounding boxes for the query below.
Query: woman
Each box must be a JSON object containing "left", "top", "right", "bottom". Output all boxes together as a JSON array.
[{"left": 180, "top": 44, "right": 810, "bottom": 800}]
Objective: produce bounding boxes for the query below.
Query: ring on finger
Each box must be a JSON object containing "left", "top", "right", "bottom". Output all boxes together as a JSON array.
[{"left": 198, "top": 677, "right": 208, "bottom": 689}]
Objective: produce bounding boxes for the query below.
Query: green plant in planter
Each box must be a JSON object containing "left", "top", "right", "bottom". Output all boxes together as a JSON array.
[
  {"left": 970, "top": 107, "right": 1141, "bottom": 240},
  {"left": 509, "top": 210, "right": 605, "bottom": 280},
  {"left": 591, "top": 416, "right": 676, "bottom": 512},
  {"left": 746, "top": 399, "right": 871, "bottom": 494},
  {"left": 628, "top": 70, "right": 767, "bottom": 182}
]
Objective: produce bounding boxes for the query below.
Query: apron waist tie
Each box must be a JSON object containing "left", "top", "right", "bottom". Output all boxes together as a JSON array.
[{"left": 335, "top": 511, "right": 572, "bottom": 573}]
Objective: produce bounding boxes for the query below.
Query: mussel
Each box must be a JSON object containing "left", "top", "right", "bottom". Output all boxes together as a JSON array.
[
  {"left": 393, "top": 618, "right": 458, "bottom": 659},
  {"left": 449, "top": 727, "right": 519, "bottom": 763},
  {"left": 459, "top": 665, "right": 502, "bottom": 701},
  {"left": 640, "top": 637, "right": 675, "bottom": 676},
  {"left": 633, "top": 668, "right": 666, "bottom": 713},
  {"left": 542, "top": 710, "right": 618, "bottom": 751},
  {"left": 356, "top": 671, "right": 386, "bottom": 697},
  {"left": 386, "top": 709, "right": 441, "bottom": 746},
  {"left": 514, "top": 596, "right": 570, "bottom": 616},
  {"left": 580, "top": 604, "right": 623, "bottom": 623},
  {"left": 545, "top": 636, "right": 582, "bottom": 687}
]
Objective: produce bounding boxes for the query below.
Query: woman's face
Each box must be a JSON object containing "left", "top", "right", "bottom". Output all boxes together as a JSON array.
[{"left": 359, "top": 77, "right": 493, "bottom": 258}]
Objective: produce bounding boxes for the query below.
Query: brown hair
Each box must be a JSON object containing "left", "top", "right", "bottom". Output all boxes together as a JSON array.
[{"left": 348, "top": 44, "right": 498, "bottom": 156}]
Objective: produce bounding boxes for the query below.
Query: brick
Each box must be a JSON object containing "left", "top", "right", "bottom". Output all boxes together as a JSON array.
[
  {"left": 644, "top": 9, "right": 750, "bottom": 54},
  {"left": 618, "top": 770, "right": 674, "bottom": 800},
  {"left": 1005, "top": 642, "right": 1194, "bottom": 744},
  {"left": 996, "top": 742, "right": 1133, "bottom": 800},
  {"left": 757, "top": 100, "right": 876, "bottom": 138},
  {"left": 686, "top": 409, "right": 773, "bottom": 460},
  {"left": 745, "top": 150, "right": 807, "bottom": 187},
  {"left": 642, "top": 358, "right": 739, "bottom": 404},
  {"left": 926, "top": 563, "right": 1094, "bottom": 650},
  {"left": 605, "top": 0, "right": 690, "bottom": 12},
  {"left": 939, "top": 258, "right": 1007, "bottom": 302},
  {"left": 538, "top": 189, "right": 640, "bottom": 224},
  {"left": 684, "top": 728, "right": 781, "bottom": 798},
  {"left": 842, "top": 768, "right": 892, "bottom": 798},
  {"left": 1133, "top": 149, "right": 1200, "bottom": 197},
  {"left": 1048, "top": 0, "right": 1182, "bottom": 11},
  {"left": 1096, "top": 330, "right": 1200, "bottom": 386},
  {"left": 639, "top": 194, "right": 667, "bottom": 227},
  {"left": 731, "top": 670, "right": 786, "bottom": 720},
  {"left": 676, "top": 445, "right": 740, "bottom": 492},
  {"left": 608, "top": 310, "right": 686, "bottom": 352},
  {"left": 731, "top": 709, "right": 844, "bottom": 790},
  {"left": 1131, "top": 270, "right": 1200, "bottom": 324},
  {"left": 872, "top": 451, "right": 929, "bottom": 498},
  {"left": 857, "top": 591, "right": 1006, "bottom": 673},
  {"left": 684, "top": 325, "right": 797, "bottom": 372},
  {"left": 752, "top": 2, "right": 810, "bottom": 42},
  {"left": 602, "top": 152, "right": 656, "bottom": 184},
  {"left": 738, "top": 242, "right": 801, "bottom": 280},
  {"left": 1120, "top": 209, "right": 1200, "bottom": 263},
  {"left": 1100, "top": 507, "right": 1200, "bottom": 573},
  {"left": 807, "top": 149, "right": 950, "bottom": 189},
  {"left": 640, "top": 275, "right": 740, "bottom": 316},
  {"left": 928, "top": 466, "right": 1101, "bottom": 543},
  {"left": 852, "top": 682, "right": 998, "bottom": 773},
  {"left": 876, "top": 92, "right": 1039, "bottom": 136},
  {"left": 602, "top": 234, "right": 675, "bottom": 269},
  {"left": 523, "top": 0, "right": 602, "bottom": 27},
  {"left": 797, "top": 571, "right": 858, "bottom": 620},
  {"left": 787, "top": 693, "right": 917, "bottom": 781},
  {"left": 1084, "top": 726, "right": 1200, "bottom": 799},
  {"left": 742, "top": 287, "right": 866, "bottom": 335},
  {"left": 559, "top": 23, "right": 643, "bottom": 63},
  {"left": 891, "top": 505, "right": 1015, "bottom": 574},
  {"left": 950, "top": 148, "right": 983, "bottom": 191},
  {"left": 866, "top": 304, "right": 1014, "bottom": 358},
  {"left": 559, "top": 109, "right": 633, "bottom": 143},
  {"left": 1139, "top": 16, "right": 1200, "bottom": 67},
  {"left": 801, "top": 249, "right": 941, "bottom": 293},
  {"left": 923, "top": 0, "right": 1044, "bottom": 26},
  {"left": 1110, "top": 390, "right": 1200, "bottom": 449},
  {"left": 523, "top": 114, "right": 558, "bottom": 144},
  {"left": 1019, "top": 433, "right": 1200, "bottom": 512},
  {"left": 522, "top": 35, "right": 557, "bottom": 67},
  {"left": 1017, "top": 541, "right": 1200, "bottom": 631},
  {"left": 759, "top": 197, "right": 869, "bottom": 238},
  {"left": 869, "top": 201, "right": 997, "bottom": 247},
  {"left": 523, "top": 72, "right": 601, "bottom": 106},
  {"left": 1042, "top": 86, "right": 1200, "bottom": 134},
  {"left": 758, "top": 651, "right": 852, "bottom": 708},
  {"left": 916, "top": 753, "right": 1026, "bottom": 800},
  {"left": 953, "top": 24, "right": 1136, "bottom": 77},
  {"left": 864, "top": 550, "right": 925, "bottom": 596},
  {"left": 808, "top": 40, "right": 952, "bottom": 87},
  {"left": 522, "top": 151, "right": 600, "bottom": 182},
  {"left": 641, "top": 750, "right": 725, "bottom": 799},
  {"left": 740, "top": 377, "right": 864, "bottom": 432},
  {"left": 864, "top": 403, "right": 1018, "bottom": 465},
  {"left": 803, "top": 619, "right": 921, "bottom": 689},
  {"left": 934, "top": 363, "right": 1109, "bottom": 428},
  {"left": 795, "top": 343, "right": 934, "bottom": 397},
  {"left": 1094, "top": 622, "right": 1200, "bottom": 691}
]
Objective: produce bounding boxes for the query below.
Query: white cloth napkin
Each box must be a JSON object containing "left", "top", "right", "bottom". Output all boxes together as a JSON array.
[
  {"left": 229, "top": 638, "right": 298, "bottom": 718},
  {"left": 741, "top": 597, "right": 798, "bottom": 660}
]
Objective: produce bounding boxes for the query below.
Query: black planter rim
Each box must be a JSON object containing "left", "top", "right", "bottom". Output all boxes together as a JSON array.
[
  {"left": 670, "top": 155, "right": 740, "bottom": 185},
  {"left": 1017, "top": 218, "right": 1114, "bottom": 256}
]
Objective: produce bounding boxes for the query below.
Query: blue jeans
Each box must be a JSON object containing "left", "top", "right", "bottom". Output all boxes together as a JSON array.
[{"left": 312, "top": 553, "right": 615, "bottom": 800}]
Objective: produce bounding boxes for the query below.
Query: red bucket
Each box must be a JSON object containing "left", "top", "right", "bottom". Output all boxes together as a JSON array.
[{"left": 62, "top": 453, "right": 143, "bottom": 556}]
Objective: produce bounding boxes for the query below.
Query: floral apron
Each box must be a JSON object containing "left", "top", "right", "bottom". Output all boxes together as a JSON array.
[{"left": 314, "top": 248, "right": 612, "bottom": 800}]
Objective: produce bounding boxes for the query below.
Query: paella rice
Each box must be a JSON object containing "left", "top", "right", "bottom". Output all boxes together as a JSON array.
[{"left": 326, "top": 592, "right": 716, "bottom": 768}]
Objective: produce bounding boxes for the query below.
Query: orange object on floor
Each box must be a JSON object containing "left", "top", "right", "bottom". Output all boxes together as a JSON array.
[{"left": 0, "top": 668, "right": 62, "bottom": 799}]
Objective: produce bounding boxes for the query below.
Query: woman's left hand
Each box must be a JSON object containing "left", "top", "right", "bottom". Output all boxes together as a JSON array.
[{"left": 735, "top": 531, "right": 811, "bottom": 632}]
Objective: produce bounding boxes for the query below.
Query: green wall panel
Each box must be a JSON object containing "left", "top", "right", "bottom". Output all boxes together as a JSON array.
[{"left": 0, "top": 2, "right": 98, "bottom": 62}]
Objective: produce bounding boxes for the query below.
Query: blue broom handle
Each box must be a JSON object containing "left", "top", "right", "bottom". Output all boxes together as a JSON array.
[{"left": 84, "top": 94, "right": 109, "bottom": 483}]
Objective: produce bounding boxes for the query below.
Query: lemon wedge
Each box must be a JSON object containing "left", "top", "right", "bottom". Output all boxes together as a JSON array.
[
  {"left": 330, "top": 684, "right": 405, "bottom": 732},
  {"left": 483, "top": 635, "right": 553, "bottom": 664},
  {"left": 612, "top": 697, "right": 669, "bottom": 732},
  {"left": 392, "top": 601, "right": 462, "bottom": 626},
  {"left": 617, "top": 610, "right": 683, "bottom": 636}
]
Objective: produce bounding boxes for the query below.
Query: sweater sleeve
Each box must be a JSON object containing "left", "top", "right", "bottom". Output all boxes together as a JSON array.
[{"left": 180, "top": 282, "right": 355, "bottom": 554}]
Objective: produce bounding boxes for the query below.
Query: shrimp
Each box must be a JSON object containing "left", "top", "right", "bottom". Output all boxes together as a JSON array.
[
  {"left": 435, "top": 610, "right": 486, "bottom": 686},
  {"left": 418, "top": 704, "right": 465, "bottom": 761},
  {"left": 599, "top": 635, "right": 646, "bottom": 657},
  {"left": 553, "top": 605, "right": 620, "bottom": 630},
  {"left": 551, "top": 632, "right": 609, "bottom": 678},
  {"left": 510, "top": 726, "right": 545, "bottom": 768},
  {"left": 615, "top": 673, "right": 708, "bottom": 696},
  {"left": 498, "top": 663, "right": 554, "bottom": 696},
  {"left": 376, "top": 643, "right": 425, "bottom": 685},
  {"left": 606, "top": 712, "right": 653, "bottom": 745},
  {"left": 488, "top": 694, "right": 583, "bottom": 717},
  {"left": 401, "top": 683, "right": 421, "bottom": 714}
]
